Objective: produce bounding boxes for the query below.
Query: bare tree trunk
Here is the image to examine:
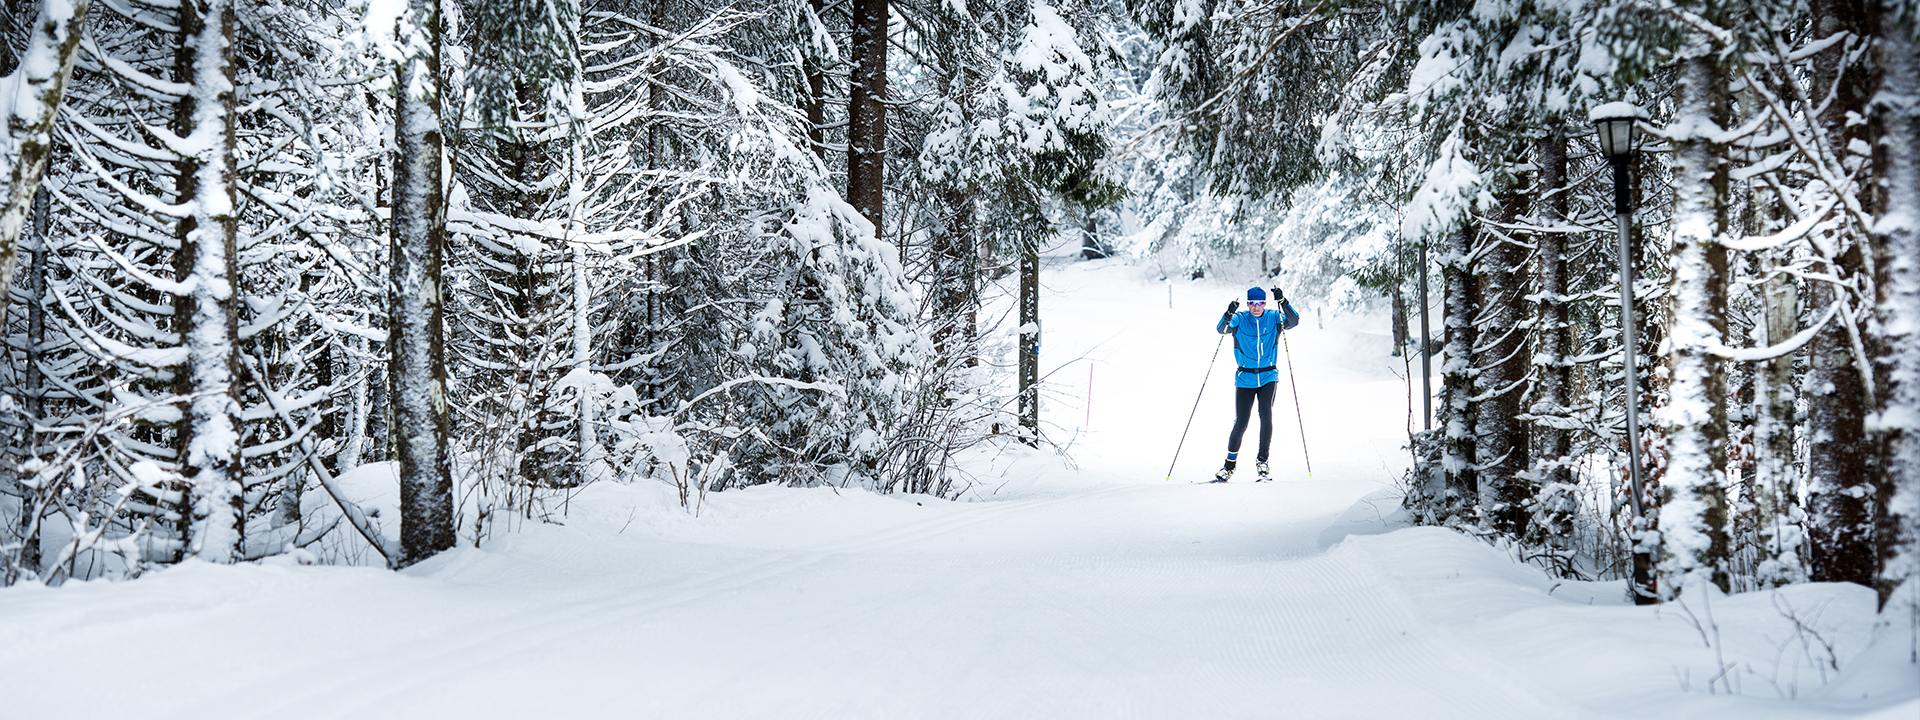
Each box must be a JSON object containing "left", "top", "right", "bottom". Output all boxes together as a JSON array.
[
  {"left": 1018, "top": 247, "right": 1038, "bottom": 445},
  {"left": 1659, "top": 45, "right": 1733, "bottom": 594},
  {"left": 0, "top": 0, "right": 90, "bottom": 332},
  {"left": 171, "top": 0, "right": 243, "bottom": 563},
  {"left": 1755, "top": 244, "right": 1804, "bottom": 586},
  {"left": 1390, "top": 290, "right": 1407, "bottom": 358},
  {"left": 1440, "top": 225, "right": 1478, "bottom": 521},
  {"left": 934, "top": 188, "right": 977, "bottom": 370},
  {"left": 1533, "top": 128, "right": 1574, "bottom": 499},
  {"left": 1806, "top": 0, "right": 1879, "bottom": 588},
  {"left": 1871, "top": 0, "right": 1920, "bottom": 606},
  {"left": 805, "top": 0, "right": 828, "bottom": 161},
  {"left": 389, "top": 0, "right": 453, "bottom": 567},
  {"left": 1475, "top": 189, "right": 1532, "bottom": 536},
  {"left": 846, "top": 0, "right": 886, "bottom": 238},
  {"left": 10, "top": 186, "right": 47, "bottom": 580}
]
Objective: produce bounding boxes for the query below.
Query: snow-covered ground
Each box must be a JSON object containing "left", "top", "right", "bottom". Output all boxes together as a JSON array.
[{"left": 1, "top": 255, "right": 1913, "bottom": 719}]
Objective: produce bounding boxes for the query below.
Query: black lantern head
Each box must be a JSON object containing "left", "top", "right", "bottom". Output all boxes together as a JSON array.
[{"left": 1589, "top": 102, "right": 1645, "bottom": 161}]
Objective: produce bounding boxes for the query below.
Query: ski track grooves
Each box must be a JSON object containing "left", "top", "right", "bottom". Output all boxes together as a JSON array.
[{"left": 198, "top": 488, "right": 1116, "bottom": 720}]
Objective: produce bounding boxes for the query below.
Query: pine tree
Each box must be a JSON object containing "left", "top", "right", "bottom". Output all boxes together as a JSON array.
[
  {"left": 1658, "top": 30, "right": 1734, "bottom": 595},
  {"left": 388, "top": 0, "right": 454, "bottom": 567},
  {"left": 1803, "top": 0, "right": 1880, "bottom": 588},
  {"left": 1871, "top": 0, "right": 1920, "bottom": 605}
]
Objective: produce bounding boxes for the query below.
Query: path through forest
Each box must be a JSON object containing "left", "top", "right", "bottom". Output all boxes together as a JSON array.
[{"left": 0, "top": 254, "right": 1906, "bottom": 720}]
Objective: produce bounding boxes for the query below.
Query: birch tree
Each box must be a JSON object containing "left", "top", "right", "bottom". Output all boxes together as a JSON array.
[{"left": 0, "top": 0, "right": 89, "bottom": 328}]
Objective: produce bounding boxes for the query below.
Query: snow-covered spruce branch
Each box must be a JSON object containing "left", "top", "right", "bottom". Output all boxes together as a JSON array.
[
  {"left": 1108, "top": 0, "right": 1333, "bottom": 164},
  {"left": 1700, "top": 301, "right": 1837, "bottom": 362},
  {"left": 1736, "top": 64, "right": 1877, "bottom": 241},
  {"left": 671, "top": 376, "right": 846, "bottom": 423},
  {"left": 239, "top": 356, "right": 397, "bottom": 567}
]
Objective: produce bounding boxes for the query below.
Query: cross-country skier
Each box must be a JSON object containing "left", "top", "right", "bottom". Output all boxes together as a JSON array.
[{"left": 1211, "top": 287, "right": 1300, "bottom": 482}]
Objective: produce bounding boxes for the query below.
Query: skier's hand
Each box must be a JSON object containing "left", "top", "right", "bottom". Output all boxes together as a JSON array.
[
  {"left": 1270, "top": 288, "right": 1285, "bottom": 302},
  {"left": 1226, "top": 300, "right": 1239, "bottom": 315}
]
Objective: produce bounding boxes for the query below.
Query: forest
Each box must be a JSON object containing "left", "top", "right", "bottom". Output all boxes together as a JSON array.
[{"left": 0, "top": 0, "right": 1913, "bottom": 620}]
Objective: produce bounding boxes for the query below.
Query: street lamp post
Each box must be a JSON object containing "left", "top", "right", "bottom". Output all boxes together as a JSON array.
[{"left": 1592, "top": 102, "right": 1656, "bottom": 603}]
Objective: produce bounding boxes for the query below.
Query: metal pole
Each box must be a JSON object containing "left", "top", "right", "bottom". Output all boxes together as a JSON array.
[
  {"left": 1613, "top": 153, "right": 1657, "bottom": 604},
  {"left": 1166, "top": 334, "right": 1228, "bottom": 481},
  {"left": 1613, "top": 157, "right": 1646, "bottom": 520},
  {"left": 1418, "top": 242, "right": 1432, "bottom": 431}
]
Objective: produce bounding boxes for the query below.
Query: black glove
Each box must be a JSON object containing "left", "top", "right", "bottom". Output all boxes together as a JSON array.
[
  {"left": 1226, "top": 300, "right": 1239, "bottom": 315},
  {"left": 1270, "top": 288, "right": 1285, "bottom": 302}
]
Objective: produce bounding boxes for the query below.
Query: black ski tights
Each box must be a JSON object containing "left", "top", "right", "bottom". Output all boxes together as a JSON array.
[{"left": 1227, "top": 381, "right": 1277, "bottom": 465}]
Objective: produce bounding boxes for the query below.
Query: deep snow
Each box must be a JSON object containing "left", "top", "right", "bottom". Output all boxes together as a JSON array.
[{"left": 0, "top": 252, "right": 1913, "bottom": 720}]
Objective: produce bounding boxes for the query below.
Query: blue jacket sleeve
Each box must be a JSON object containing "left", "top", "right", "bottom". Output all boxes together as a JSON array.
[
  {"left": 1217, "top": 311, "right": 1237, "bottom": 335},
  {"left": 1279, "top": 300, "right": 1300, "bottom": 331}
]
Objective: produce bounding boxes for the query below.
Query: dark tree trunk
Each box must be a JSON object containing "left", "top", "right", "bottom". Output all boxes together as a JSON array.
[
  {"left": 1080, "top": 212, "right": 1104, "bottom": 260},
  {"left": 390, "top": 0, "right": 454, "bottom": 567},
  {"left": 170, "top": 0, "right": 244, "bottom": 563},
  {"left": 1533, "top": 128, "right": 1573, "bottom": 496},
  {"left": 805, "top": 0, "right": 828, "bottom": 161},
  {"left": 1475, "top": 189, "right": 1532, "bottom": 536},
  {"left": 1870, "top": 0, "right": 1920, "bottom": 608},
  {"left": 1806, "top": 0, "right": 1879, "bottom": 588},
  {"left": 11, "top": 186, "right": 47, "bottom": 579},
  {"left": 1018, "top": 247, "right": 1039, "bottom": 445},
  {"left": 1660, "top": 46, "right": 1733, "bottom": 594},
  {"left": 1440, "top": 225, "right": 1478, "bottom": 521},
  {"left": 934, "top": 188, "right": 977, "bottom": 370},
  {"left": 846, "top": 0, "right": 887, "bottom": 237}
]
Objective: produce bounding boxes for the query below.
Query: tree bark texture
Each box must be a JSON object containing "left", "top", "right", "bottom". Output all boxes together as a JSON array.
[
  {"left": 805, "top": 0, "right": 828, "bottom": 161},
  {"left": 846, "top": 0, "right": 886, "bottom": 238},
  {"left": 1871, "top": 0, "right": 1920, "bottom": 604},
  {"left": 1658, "top": 46, "right": 1734, "bottom": 595},
  {"left": 1474, "top": 189, "right": 1532, "bottom": 537},
  {"left": 1532, "top": 129, "right": 1574, "bottom": 495},
  {"left": 390, "top": 0, "right": 455, "bottom": 567},
  {"left": 1804, "top": 0, "right": 1880, "bottom": 588},
  {"left": 170, "top": 0, "right": 243, "bottom": 563},
  {"left": 1755, "top": 245, "right": 1804, "bottom": 586},
  {"left": 1441, "top": 225, "right": 1478, "bottom": 521}
]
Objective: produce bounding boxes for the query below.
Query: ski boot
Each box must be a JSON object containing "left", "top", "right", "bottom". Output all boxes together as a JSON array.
[
  {"left": 1255, "top": 461, "right": 1272, "bottom": 482},
  {"left": 1208, "top": 466, "right": 1232, "bottom": 483}
]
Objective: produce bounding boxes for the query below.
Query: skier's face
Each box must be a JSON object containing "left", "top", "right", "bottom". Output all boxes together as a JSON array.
[{"left": 1249, "top": 301, "right": 1266, "bottom": 316}]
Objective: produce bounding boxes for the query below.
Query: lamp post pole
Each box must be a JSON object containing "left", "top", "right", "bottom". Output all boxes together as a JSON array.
[
  {"left": 1593, "top": 104, "right": 1657, "bottom": 604},
  {"left": 1610, "top": 154, "right": 1646, "bottom": 522}
]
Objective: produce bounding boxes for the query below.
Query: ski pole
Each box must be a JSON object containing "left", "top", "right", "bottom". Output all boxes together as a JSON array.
[
  {"left": 1167, "top": 333, "right": 1227, "bottom": 481},
  {"left": 1280, "top": 323, "right": 1313, "bottom": 476}
]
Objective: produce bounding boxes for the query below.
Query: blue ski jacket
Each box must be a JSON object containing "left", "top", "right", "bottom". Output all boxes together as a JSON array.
[{"left": 1216, "top": 299, "right": 1300, "bottom": 388}]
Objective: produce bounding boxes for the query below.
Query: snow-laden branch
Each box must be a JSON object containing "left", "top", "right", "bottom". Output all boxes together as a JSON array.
[
  {"left": 672, "top": 375, "right": 846, "bottom": 422},
  {"left": 1108, "top": 0, "right": 1334, "bottom": 163},
  {"left": 1702, "top": 301, "right": 1837, "bottom": 361},
  {"left": 241, "top": 355, "right": 398, "bottom": 567},
  {"left": 1719, "top": 195, "right": 1838, "bottom": 251}
]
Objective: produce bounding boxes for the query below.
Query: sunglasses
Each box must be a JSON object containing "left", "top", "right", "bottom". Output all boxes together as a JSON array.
[{"left": 1249, "top": 301, "right": 1266, "bottom": 308}]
